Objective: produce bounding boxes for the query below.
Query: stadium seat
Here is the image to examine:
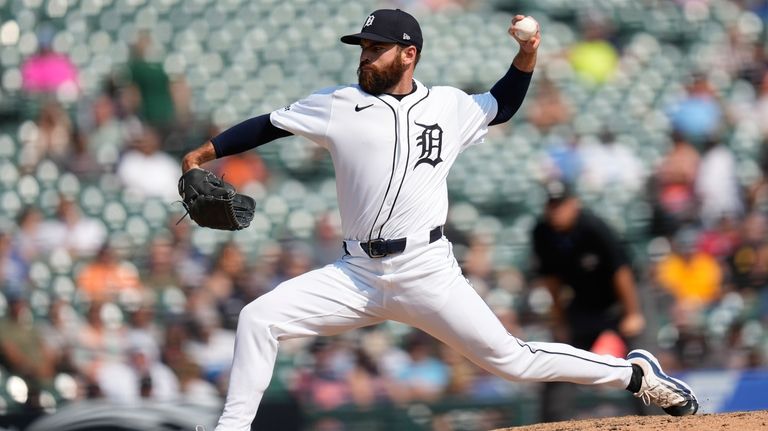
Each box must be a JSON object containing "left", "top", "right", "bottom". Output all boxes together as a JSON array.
[
  {"left": 0, "top": 190, "right": 22, "bottom": 219},
  {"left": 51, "top": 275, "right": 77, "bottom": 302},
  {"left": 16, "top": 174, "right": 40, "bottom": 205},
  {"left": 80, "top": 185, "right": 106, "bottom": 217},
  {"left": 56, "top": 172, "right": 81, "bottom": 199},
  {"left": 102, "top": 201, "right": 128, "bottom": 231},
  {"left": 125, "top": 216, "right": 151, "bottom": 247}
]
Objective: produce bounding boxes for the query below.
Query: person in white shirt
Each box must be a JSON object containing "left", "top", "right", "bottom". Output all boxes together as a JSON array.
[{"left": 117, "top": 125, "right": 181, "bottom": 202}]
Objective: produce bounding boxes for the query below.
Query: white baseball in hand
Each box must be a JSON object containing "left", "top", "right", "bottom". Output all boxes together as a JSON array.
[{"left": 513, "top": 16, "right": 538, "bottom": 41}]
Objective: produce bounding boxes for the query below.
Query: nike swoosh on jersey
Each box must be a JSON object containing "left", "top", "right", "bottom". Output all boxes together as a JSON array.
[{"left": 355, "top": 104, "right": 374, "bottom": 112}]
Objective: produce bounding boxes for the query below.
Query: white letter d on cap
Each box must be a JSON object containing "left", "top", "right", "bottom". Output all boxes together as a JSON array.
[{"left": 365, "top": 15, "right": 375, "bottom": 27}]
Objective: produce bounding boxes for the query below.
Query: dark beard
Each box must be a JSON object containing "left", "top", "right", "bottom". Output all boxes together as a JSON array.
[{"left": 357, "top": 55, "right": 407, "bottom": 95}]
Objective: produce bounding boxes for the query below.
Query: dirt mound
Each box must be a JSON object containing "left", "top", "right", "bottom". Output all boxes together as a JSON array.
[{"left": 494, "top": 410, "right": 768, "bottom": 431}]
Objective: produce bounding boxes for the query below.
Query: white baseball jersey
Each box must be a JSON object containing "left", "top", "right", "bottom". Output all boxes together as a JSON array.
[{"left": 270, "top": 80, "right": 497, "bottom": 241}]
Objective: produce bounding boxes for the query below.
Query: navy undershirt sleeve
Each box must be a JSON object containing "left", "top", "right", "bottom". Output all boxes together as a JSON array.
[
  {"left": 210, "top": 114, "right": 293, "bottom": 158},
  {"left": 489, "top": 64, "right": 533, "bottom": 126}
]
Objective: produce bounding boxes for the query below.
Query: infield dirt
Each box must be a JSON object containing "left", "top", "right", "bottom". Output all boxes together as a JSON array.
[{"left": 494, "top": 410, "right": 768, "bottom": 430}]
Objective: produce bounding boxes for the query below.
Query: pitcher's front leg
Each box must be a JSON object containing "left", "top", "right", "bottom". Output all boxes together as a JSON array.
[{"left": 216, "top": 263, "right": 384, "bottom": 431}]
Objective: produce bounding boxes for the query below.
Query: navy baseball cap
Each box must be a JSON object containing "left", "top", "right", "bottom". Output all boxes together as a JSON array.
[{"left": 341, "top": 9, "right": 423, "bottom": 52}]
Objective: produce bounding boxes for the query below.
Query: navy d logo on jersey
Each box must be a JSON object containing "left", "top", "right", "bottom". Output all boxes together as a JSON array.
[{"left": 414, "top": 122, "right": 443, "bottom": 168}]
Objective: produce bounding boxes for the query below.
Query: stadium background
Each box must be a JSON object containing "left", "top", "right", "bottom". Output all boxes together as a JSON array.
[{"left": 1, "top": 0, "right": 768, "bottom": 429}]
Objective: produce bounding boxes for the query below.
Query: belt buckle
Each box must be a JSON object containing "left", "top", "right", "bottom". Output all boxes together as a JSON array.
[{"left": 367, "top": 239, "right": 388, "bottom": 258}]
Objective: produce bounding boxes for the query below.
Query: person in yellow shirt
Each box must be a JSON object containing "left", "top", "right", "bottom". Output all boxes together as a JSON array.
[
  {"left": 569, "top": 14, "right": 619, "bottom": 85},
  {"left": 656, "top": 228, "right": 722, "bottom": 306}
]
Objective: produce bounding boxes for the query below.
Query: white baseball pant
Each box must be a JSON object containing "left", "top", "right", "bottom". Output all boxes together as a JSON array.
[{"left": 215, "top": 234, "right": 634, "bottom": 430}]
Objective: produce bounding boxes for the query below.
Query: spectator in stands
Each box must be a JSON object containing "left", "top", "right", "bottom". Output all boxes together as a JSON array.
[
  {"left": 128, "top": 344, "right": 180, "bottom": 401},
  {"left": 197, "top": 242, "right": 253, "bottom": 329},
  {"left": 86, "top": 94, "right": 128, "bottom": 154},
  {"left": 727, "top": 212, "right": 768, "bottom": 291},
  {"left": 568, "top": 12, "right": 619, "bottom": 85},
  {"left": 651, "top": 131, "right": 700, "bottom": 236},
  {"left": 346, "top": 347, "right": 401, "bottom": 407},
  {"left": 746, "top": 141, "right": 768, "bottom": 213},
  {"left": 166, "top": 212, "right": 207, "bottom": 288},
  {"left": 0, "top": 229, "right": 27, "bottom": 294},
  {"left": 185, "top": 310, "right": 235, "bottom": 389},
  {"left": 175, "top": 356, "right": 221, "bottom": 406},
  {"left": 38, "top": 197, "right": 107, "bottom": 258},
  {"left": 160, "top": 317, "right": 224, "bottom": 405},
  {"left": 124, "top": 31, "right": 175, "bottom": 130},
  {"left": 38, "top": 298, "right": 79, "bottom": 377},
  {"left": 161, "top": 319, "right": 193, "bottom": 377},
  {"left": 721, "top": 17, "right": 766, "bottom": 89},
  {"left": 697, "top": 214, "right": 740, "bottom": 261},
  {"left": 542, "top": 133, "right": 583, "bottom": 184},
  {"left": 21, "top": 24, "right": 79, "bottom": 96},
  {"left": 358, "top": 328, "right": 410, "bottom": 386},
  {"left": 116, "top": 124, "right": 181, "bottom": 202},
  {"left": 13, "top": 206, "right": 47, "bottom": 262},
  {"left": 667, "top": 73, "right": 723, "bottom": 146},
  {"left": 142, "top": 234, "right": 183, "bottom": 292},
  {"left": 526, "top": 78, "right": 572, "bottom": 132},
  {"left": 64, "top": 127, "right": 101, "bottom": 180},
  {"left": 754, "top": 73, "right": 768, "bottom": 139},
  {"left": 97, "top": 342, "right": 180, "bottom": 403},
  {"left": 695, "top": 138, "right": 743, "bottom": 227},
  {"left": 396, "top": 331, "right": 450, "bottom": 402},
  {"left": 439, "top": 343, "right": 475, "bottom": 398},
  {"left": 210, "top": 151, "right": 269, "bottom": 190},
  {"left": 580, "top": 131, "right": 646, "bottom": 194},
  {"left": 531, "top": 180, "right": 645, "bottom": 421},
  {"left": 270, "top": 242, "right": 314, "bottom": 289},
  {"left": 125, "top": 294, "right": 162, "bottom": 364},
  {"left": 468, "top": 366, "right": 520, "bottom": 401},
  {"left": 21, "top": 100, "right": 72, "bottom": 169},
  {"left": 0, "top": 292, "right": 56, "bottom": 387},
  {"left": 294, "top": 339, "right": 352, "bottom": 410},
  {"left": 655, "top": 227, "right": 722, "bottom": 308},
  {"left": 71, "top": 301, "right": 128, "bottom": 396},
  {"left": 76, "top": 242, "right": 143, "bottom": 302},
  {"left": 200, "top": 242, "right": 247, "bottom": 306}
]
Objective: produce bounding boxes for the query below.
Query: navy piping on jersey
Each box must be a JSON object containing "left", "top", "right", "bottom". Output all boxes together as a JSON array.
[
  {"left": 367, "top": 97, "right": 398, "bottom": 243},
  {"left": 508, "top": 331, "right": 633, "bottom": 370},
  {"left": 377, "top": 89, "right": 430, "bottom": 238}
]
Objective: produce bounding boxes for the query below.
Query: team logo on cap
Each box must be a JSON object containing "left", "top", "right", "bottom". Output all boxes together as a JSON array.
[
  {"left": 402, "top": 33, "right": 411, "bottom": 40},
  {"left": 364, "top": 15, "right": 375, "bottom": 27},
  {"left": 414, "top": 122, "right": 444, "bottom": 168}
]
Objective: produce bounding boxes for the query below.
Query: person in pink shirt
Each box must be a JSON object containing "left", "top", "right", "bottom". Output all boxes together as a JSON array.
[{"left": 21, "top": 24, "right": 79, "bottom": 94}]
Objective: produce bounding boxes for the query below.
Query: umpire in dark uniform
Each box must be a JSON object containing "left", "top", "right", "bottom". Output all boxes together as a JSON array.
[{"left": 531, "top": 180, "right": 646, "bottom": 421}]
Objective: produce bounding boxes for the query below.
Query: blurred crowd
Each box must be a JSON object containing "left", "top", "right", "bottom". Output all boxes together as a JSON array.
[{"left": 1, "top": 0, "right": 768, "bottom": 424}]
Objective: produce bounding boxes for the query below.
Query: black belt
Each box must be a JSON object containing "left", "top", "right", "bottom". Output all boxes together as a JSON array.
[{"left": 350, "top": 226, "right": 443, "bottom": 258}]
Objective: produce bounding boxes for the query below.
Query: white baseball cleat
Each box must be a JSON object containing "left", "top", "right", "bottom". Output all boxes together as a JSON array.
[{"left": 627, "top": 349, "right": 699, "bottom": 416}]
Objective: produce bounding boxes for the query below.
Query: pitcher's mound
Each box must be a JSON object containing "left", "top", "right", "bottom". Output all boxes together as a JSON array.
[{"left": 493, "top": 410, "right": 768, "bottom": 431}]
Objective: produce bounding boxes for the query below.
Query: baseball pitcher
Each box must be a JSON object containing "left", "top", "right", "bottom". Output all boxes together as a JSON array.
[{"left": 180, "top": 9, "right": 698, "bottom": 430}]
